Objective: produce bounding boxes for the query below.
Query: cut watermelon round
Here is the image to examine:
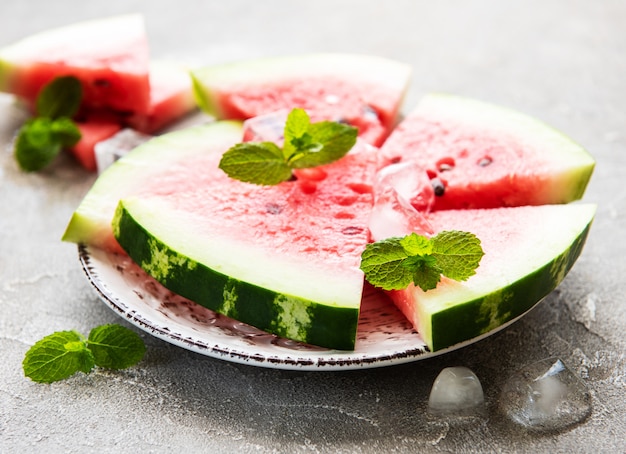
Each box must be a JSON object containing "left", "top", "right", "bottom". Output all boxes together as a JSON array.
[
  {"left": 190, "top": 53, "right": 411, "bottom": 146},
  {"left": 384, "top": 204, "right": 595, "bottom": 351},
  {"left": 0, "top": 14, "right": 150, "bottom": 115},
  {"left": 380, "top": 93, "right": 595, "bottom": 210}
]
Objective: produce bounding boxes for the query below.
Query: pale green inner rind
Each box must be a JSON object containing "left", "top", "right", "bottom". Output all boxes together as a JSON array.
[
  {"left": 62, "top": 121, "right": 244, "bottom": 247},
  {"left": 117, "top": 197, "right": 363, "bottom": 310},
  {"left": 414, "top": 203, "right": 596, "bottom": 351},
  {"left": 113, "top": 200, "right": 360, "bottom": 350},
  {"left": 418, "top": 93, "right": 596, "bottom": 171}
]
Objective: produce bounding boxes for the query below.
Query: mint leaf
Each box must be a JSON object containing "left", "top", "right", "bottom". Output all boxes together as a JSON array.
[
  {"left": 360, "top": 231, "right": 484, "bottom": 292},
  {"left": 14, "top": 118, "right": 62, "bottom": 171},
  {"left": 219, "top": 142, "right": 293, "bottom": 185},
  {"left": 22, "top": 330, "right": 95, "bottom": 383},
  {"left": 360, "top": 238, "right": 414, "bottom": 290},
  {"left": 288, "top": 119, "right": 357, "bottom": 169},
  {"left": 87, "top": 324, "right": 146, "bottom": 369},
  {"left": 36, "top": 76, "right": 83, "bottom": 119},
  {"left": 50, "top": 117, "right": 82, "bottom": 147},
  {"left": 431, "top": 230, "right": 484, "bottom": 281},
  {"left": 221, "top": 108, "right": 358, "bottom": 185}
]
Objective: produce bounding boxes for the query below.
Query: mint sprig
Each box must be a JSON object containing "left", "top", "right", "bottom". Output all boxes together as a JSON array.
[
  {"left": 14, "top": 76, "right": 83, "bottom": 172},
  {"left": 23, "top": 324, "right": 145, "bottom": 383},
  {"left": 360, "top": 231, "right": 484, "bottom": 292},
  {"left": 219, "top": 108, "right": 358, "bottom": 185}
]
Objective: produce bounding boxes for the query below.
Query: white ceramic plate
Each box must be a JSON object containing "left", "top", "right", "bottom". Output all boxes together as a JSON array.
[{"left": 79, "top": 244, "right": 521, "bottom": 370}]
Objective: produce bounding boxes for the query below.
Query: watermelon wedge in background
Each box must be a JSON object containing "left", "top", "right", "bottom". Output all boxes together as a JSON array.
[
  {"left": 0, "top": 14, "right": 151, "bottom": 115},
  {"left": 0, "top": 16, "right": 198, "bottom": 172},
  {"left": 190, "top": 53, "right": 412, "bottom": 146},
  {"left": 127, "top": 61, "right": 197, "bottom": 134},
  {"left": 380, "top": 93, "right": 595, "bottom": 210}
]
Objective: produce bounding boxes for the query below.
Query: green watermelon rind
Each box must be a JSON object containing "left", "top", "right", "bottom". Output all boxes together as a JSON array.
[
  {"left": 420, "top": 205, "right": 595, "bottom": 351},
  {"left": 112, "top": 200, "right": 360, "bottom": 350}
]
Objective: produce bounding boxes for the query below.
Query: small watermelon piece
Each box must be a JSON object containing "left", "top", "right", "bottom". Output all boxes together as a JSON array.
[
  {"left": 69, "top": 114, "right": 123, "bottom": 172},
  {"left": 62, "top": 121, "right": 244, "bottom": 251},
  {"left": 0, "top": 15, "right": 150, "bottom": 115},
  {"left": 383, "top": 203, "right": 595, "bottom": 351},
  {"left": 127, "top": 61, "right": 197, "bottom": 134},
  {"left": 380, "top": 93, "right": 595, "bottom": 210},
  {"left": 190, "top": 53, "right": 411, "bottom": 146}
]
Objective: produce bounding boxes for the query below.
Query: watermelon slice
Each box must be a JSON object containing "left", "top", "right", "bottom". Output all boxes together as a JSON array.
[
  {"left": 0, "top": 14, "right": 150, "bottom": 115},
  {"left": 382, "top": 204, "right": 595, "bottom": 352},
  {"left": 65, "top": 121, "right": 378, "bottom": 350},
  {"left": 190, "top": 53, "right": 411, "bottom": 146},
  {"left": 70, "top": 116, "right": 122, "bottom": 172},
  {"left": 380, "top": 93, "right": 595, "bottom": 210}
]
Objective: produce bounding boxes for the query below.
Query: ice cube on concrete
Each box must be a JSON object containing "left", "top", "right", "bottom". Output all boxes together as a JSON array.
[
  {"left": 500, "top": 358, "right": 592, "bottom": 432},
  {"left": 428, "top": 366, "right": 485, "bottom": 416}
]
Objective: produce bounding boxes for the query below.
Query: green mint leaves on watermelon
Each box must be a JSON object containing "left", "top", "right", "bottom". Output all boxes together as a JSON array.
[
  {"left": 14, "top": 76, "right": 83, "bottom": 172},
  {"left": 219, "top": 108, "right": 358, "bottom": 185},
  {"left": 360, "top": 231, "right": 484, "bottom": 292},
  {"left": 22, "top": 324, "right": 146, "bottom": 383}
]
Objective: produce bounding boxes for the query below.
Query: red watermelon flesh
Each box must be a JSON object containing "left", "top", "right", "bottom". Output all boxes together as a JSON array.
[
  {"left": 0, "top": 15, "right": 150, "bottom": 115},
  {"left": 69, "top": 114, "right": 122, "bottom": 172},
  {"left": 127, "top": 62, "right": 196, "bottom": 134},
  {"left": 380, "top": 93, "right": 595, "bottom": 210},
  {"left": 191, "top": 54, "right": 412, "bottom": 147}
]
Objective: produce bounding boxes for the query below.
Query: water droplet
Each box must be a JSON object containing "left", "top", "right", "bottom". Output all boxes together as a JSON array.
[
  {"left": 428, "top": 367, "right": 485, "bottom": 416},
  {"left": 499, "top": 358, "right": 592, "bottom": 432}
]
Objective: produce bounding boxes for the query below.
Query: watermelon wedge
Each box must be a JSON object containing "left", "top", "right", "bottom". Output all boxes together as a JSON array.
[
  {"left": 380, "top": 93, "right": 595, "bottom": 210},
  {"left": 190, "top": 53, "right": 411, "bottom": 146},
  {"left": 382, "top": 204, "right": 595, "bottom": 352},
  {"left": 0, "top": 14, "right": 150, "bottom": 115},
  {"left": 65, "top": 121, "right": 378, "bottom": 350}
]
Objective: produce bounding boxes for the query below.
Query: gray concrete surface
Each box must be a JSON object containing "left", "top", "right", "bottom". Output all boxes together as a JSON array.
[{"left": 1, "top": 1, "right": 625, "bottom": 452}]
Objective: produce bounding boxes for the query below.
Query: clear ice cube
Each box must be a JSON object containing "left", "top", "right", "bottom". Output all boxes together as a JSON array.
[
  {"left": 94, "top": 128, "right": 152, "bottom": 174},
  {"left": 428, "top": 366, "right": 485, "bottom": 416},
  {"left": 369, "top": 162, "right": 435, "bottom": 241},
  {"left": 500, "top": 358, "right": 592, "bottom": 432}
]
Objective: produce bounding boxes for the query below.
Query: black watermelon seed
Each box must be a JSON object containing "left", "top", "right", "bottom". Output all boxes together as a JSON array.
[
  {"left": 478, "top": 156, "right": 493, "bottom": 167},
  {"left": 342, "top": 226, "right": 364, "bottom": 235},
  {"left": 265, "top": 203, "right": 283, "bottom": 215},
  {"left": 431, "top": 178, "right": 446, "bottom": 196}
]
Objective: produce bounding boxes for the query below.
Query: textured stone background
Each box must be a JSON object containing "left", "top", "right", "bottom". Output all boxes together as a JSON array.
[{"left": 1, "top": 1, "right": 624, "bottom": 452}]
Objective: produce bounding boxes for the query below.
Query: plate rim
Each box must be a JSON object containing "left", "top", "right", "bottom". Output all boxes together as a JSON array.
[{"left": 78, "top": 244, "right": 527, "bottom": 371}]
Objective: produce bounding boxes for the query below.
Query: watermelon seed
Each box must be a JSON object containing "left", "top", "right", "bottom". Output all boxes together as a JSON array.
[
  {"left": 431, "top": 178, "right": 446, "bottom": 196},
  {"left": 477, "top": 156, "right": 493, "bottom": 167},
  {"left": 342, "top": 226, "right": 363, "bottom": 235},
  {"left": 265, "top": 203, "right": 283, "bottom": 215},
  {"left": 93, "top": 78, "right": 111, "bottom": 88}
]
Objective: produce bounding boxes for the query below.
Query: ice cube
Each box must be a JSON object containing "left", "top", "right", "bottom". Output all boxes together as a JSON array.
[
  {"left": 242, "top": 109, "right": 289, "bottom": 145},
  {"left": 369, "top": 162, "right": 435, "bottom": 241},
  {"left": 95, "top": 128, "right": 152, "bottom": 174},
  {"left": 428, "top": 366, "right": 485, "bottom": 416},
  {"left": 500, "top": 358, "right": 592, "bottom": 432}
]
